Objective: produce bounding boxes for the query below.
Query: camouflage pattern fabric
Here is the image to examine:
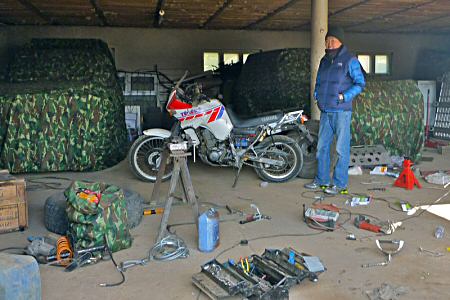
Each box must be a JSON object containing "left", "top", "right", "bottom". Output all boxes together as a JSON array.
[
  {"left": 352, "top": 80, "right": 424, "bottom": 161},
  {"left": 231, "top": 48, "right": 310, "bottom": 116},
  {"left": 0, "top": 38, "right": 128, "bottom": 173},
  {"left": 65, "top": 181, "right": 132, "bottom": 252}
]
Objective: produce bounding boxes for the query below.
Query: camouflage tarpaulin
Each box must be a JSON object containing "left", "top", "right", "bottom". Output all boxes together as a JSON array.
[
  {"left": 0, "top": 38, "right": 128, "bottom": 173},
  {"left": 352, "top": 80, "right": 424, "bottom": 161},
  {"left": 231, "top": 48, "right": 310, "bottom": 116},
  {"left": 65, "top": 181, "right": 132, "bottom": 252},
  {"left": 0, "top": 82, "right": 127, "bottom": 172}
]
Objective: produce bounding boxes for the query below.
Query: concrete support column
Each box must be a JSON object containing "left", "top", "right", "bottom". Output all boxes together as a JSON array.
[{"left": 310, "top": 0, "right": 328, "bottom": 120}]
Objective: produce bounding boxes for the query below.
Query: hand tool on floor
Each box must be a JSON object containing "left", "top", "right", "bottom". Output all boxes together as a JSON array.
[
  {"left": 362, "top": 239, "right": 404, "bottom": 268},
  {"left": 354, "top": 215, "right": 381, "bottom": 233},
  {"left": 239, "top": 204, "right": 271, "bottom": 224},
  {"left": 418, "top": 246, "right": 444, "bottom": 257}
]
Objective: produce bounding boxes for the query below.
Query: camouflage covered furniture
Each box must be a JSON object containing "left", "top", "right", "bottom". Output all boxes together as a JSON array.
[{"left": 0, "top": 39, "right": 127, "bottom": 173}]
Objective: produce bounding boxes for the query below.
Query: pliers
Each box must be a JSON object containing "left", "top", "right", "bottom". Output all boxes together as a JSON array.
[{"left": 240, "top": 257, "right": 250, "bottom": 274}]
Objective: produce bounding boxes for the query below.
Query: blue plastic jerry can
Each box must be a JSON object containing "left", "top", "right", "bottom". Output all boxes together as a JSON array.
[{"left": 198, "top": 208, "right": 220, "bottom": 252}]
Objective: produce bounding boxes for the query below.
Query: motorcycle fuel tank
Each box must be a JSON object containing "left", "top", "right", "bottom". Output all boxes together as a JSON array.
[{"left": 174, "top": 99, "right": 233, "bottom": 141}]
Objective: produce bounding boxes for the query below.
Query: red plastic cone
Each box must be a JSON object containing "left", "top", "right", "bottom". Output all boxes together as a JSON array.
[{"left": 394, "top": 159, "right": 422, "bottom": 190}]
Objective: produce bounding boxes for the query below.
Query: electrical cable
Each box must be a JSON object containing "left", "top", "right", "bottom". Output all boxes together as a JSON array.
[
  {"left": 148, "top": 234, "right": 189, "bottom": 261},
  {"left": 0, "top": 247, "right": 26, "bottom": 253},
  {"left": 214, "top": 231, "right": 325, "bottom": 260},
  {"left": 99, "top": 238, "right": 125, "bottom": 287}
]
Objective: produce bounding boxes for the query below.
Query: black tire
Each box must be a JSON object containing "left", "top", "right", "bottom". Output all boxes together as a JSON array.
[
  {"left": 254, "top": 135, "right": 303, "bottom": 182},
  {"left": 44, "top": 192, "right": 69, "bottom": 235},
  {"left": 128, "top": 135, "right": 173, "bottom": 182},
  {"left": 122, "top": 189, "right": 144, "bottom": 229},
  {"left": 44, "top": 189, "right": 145, "bottom": 234}
]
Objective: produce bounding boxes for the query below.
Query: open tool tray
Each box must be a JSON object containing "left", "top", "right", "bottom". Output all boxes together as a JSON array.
[{"left": 192, "top": 248, "right": 324, "bottom": 300}]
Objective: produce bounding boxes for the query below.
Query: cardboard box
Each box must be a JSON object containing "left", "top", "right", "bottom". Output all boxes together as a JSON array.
[{"left": 0, "top": 170, "right": 28, "bottom": 233}]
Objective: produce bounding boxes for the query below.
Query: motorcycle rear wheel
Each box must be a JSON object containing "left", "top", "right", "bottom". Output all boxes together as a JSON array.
[
  {"left": 254, "top": 135, "right": 303, "bottom": 182},
  {"left": 128, "top": 135, "right": 173, "bottom": 182}
]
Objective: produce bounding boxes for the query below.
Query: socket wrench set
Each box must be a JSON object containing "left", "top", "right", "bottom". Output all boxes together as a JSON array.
[{"left": 192, "top": 247, "right": 325, "bottom": 299}]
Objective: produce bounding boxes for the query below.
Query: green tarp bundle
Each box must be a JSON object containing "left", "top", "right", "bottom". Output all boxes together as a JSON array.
[
  {"left": 65, "top": 181, "right": 132, "bottom": 252},
  {"left": 352, "top": 80, "right": 424, "bottom": 161},
  {"left": 0, "top": 39, "right": 128, "bottom": 173},
  {"left": 230, "top": 48, "right": 424, "bottom": 161},
  {"left": 231, "top": 48, "right": 310, "bottom": 116}
]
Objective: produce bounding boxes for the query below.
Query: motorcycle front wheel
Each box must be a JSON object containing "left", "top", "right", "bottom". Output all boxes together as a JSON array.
[
  {"left": 254, "top": 135, "right": 303, "bottom": 182},
  {"left": 128, "top": 135, "right": 173, "bottom": 182}
]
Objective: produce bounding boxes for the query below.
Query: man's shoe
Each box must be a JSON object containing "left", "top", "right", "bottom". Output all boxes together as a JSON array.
[
  {"left": 304, "top": 181, "right": 329, "bottom": 190},
  {"left": 324, "top": 185, "right": 348, "bottom": 195}
]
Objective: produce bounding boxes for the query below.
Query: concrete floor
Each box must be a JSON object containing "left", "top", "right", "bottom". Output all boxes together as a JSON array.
[{"left": 1, "top": 147, "right": 450, "bottom": 300}]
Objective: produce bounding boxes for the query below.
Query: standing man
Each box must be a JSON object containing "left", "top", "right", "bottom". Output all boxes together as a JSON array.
[{"left": 305, "top": 26, "right": 365, "bottom": 195}]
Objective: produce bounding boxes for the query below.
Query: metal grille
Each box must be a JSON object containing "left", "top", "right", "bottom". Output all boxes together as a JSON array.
[{"left": 433, "top": 74, "right": 450, "bottom": 140}]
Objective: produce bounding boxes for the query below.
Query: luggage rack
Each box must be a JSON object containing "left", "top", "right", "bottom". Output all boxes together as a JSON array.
[{"left": 192, "top": 247, "right": 324, "bottom": 300}]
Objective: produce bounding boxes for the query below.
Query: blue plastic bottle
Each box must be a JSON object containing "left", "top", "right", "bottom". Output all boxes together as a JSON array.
[{"left": 198, "top": 208, "right": 220, "bottom": 252}]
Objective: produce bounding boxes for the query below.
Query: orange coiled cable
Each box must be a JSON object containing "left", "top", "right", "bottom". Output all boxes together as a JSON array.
[{"left": 56, "top": 236, "right": 73, "bottom": 266}]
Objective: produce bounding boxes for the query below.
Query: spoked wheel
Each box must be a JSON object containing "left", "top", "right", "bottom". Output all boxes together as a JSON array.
[
  {"left": 254, "top": 135, "right": 303, "bottom": 182},
  {"left": 128, "top": 135, "right": 173, "bottom": 182}
]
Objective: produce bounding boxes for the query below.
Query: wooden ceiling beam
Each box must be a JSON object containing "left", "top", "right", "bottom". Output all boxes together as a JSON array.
[
  {"left": 16, "top": 0, "right": 54, "bottom": 24},
  {"left": 379, "top": 13, "right": 450, "bottom": 33},
  {"left": 154, "top": 0, "right": 166, "bottom": 27},
  {"left": 243, "top": 0, "right": 299, "bottom": 30},
  {"left": 344, "top": 0, "right": 438, "bottom": 30},
  {"left": 200, "top": 0, "right": 234, "bottom": 29},
  {"left": 89, "top": 0, "right": 108, "bottom": 26},
  {"left": 295, "top": 0, "right": 371, "bottom": 30}
]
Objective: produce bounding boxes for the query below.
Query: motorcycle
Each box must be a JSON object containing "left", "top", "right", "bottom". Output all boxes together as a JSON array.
[{"left": 128, "top": 72, "right": 314, "bottom": 184}]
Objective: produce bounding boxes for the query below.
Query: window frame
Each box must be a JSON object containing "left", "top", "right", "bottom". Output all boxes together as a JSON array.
[
  {"left": 203, "top": 50, "right": 259, "bottom": 71},
  {"left": 356, "top": 52, "right": 392, "bottom": 76}
]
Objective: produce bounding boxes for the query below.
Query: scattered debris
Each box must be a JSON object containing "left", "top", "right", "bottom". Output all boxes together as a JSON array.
[
  {"left": 370, "top": 166, "right": 388, "bottom": 176},
  {"left": 424, "top": 172, "right": 450, "bottom": 186},
  {"left": 418, "top": 246, "right": 444, "bottom": 257},
  {"left": 365, "top": 283, "right": 408, "bottom": 300},
  {"left": 399, "top": 201, "right": 413, "bottom": 212},
  {"left": 348, "top": 165, "right": 363, "bottom": 175},
  {"left": 347, "top": 196, "right": 372, "bottom": 207},
  {"left": 434, "top": 225, "right": 445, "bottom": 239},
  {"left": 260, "top": 181, "right": 269, "bottom": 188},
  {"left": 368, "top": 187, "right": 386, "bottom": 191},
  {"left": 346, "top": 234, "right": 356, "bottom": 240},
  {"left": 362, "top": 239, "right": 404, "bottom": 268}
]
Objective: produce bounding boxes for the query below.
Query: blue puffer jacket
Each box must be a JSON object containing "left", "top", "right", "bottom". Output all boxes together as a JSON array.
[{"left": 314, "top": 46, "right": 366, "bottom": 112}]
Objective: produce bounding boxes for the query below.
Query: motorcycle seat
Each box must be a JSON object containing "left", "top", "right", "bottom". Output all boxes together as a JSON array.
[{"left": 226, "top": 108, "right": 284, "bottom": 128}]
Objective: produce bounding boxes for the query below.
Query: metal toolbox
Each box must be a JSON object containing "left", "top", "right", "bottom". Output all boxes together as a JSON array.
[{"left": 192, "top": 247, "right": 324, "bottom": 299}]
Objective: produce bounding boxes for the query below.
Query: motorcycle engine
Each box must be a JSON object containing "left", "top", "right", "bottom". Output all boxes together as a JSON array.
[{"left": 200, "top": 130, "right": 226, "bottom": 163}]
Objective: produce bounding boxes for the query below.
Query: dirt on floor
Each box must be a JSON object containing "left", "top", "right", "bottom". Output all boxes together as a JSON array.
[{"left": 1, "top": 147, "right": 449, "bottom": 300}]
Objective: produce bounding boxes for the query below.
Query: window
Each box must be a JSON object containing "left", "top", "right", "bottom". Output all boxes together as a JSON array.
[
  {"left": 356, "top": 53, "right": 391, "bottom": 75},
  {"left": 224, "top": 53, "right": 240, "bottom": 65},
  {"left": 203, "top": 52, "right": 219, "bottom": 71},
  {"left": 357, "top": 55, "right": 371, "bottom": 74},
  {"left": 375, "top": 55, "right": 389, "bottom": 74},
  {"left": 243, "top": 53, "right": 250, "bottom": 63}
]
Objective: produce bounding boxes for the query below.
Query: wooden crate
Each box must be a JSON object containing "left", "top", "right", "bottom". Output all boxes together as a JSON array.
[{"left": 0, "top": 170, "right": 27, "bottom": 233}]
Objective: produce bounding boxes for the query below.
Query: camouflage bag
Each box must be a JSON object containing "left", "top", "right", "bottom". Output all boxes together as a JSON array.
[{"left": 65, "top": 181, "right": 132, "bottom": 252}]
